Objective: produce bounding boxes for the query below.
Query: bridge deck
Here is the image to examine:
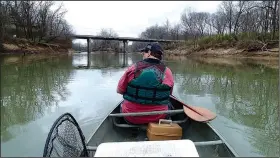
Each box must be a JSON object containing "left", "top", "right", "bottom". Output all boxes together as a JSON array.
[{"left": 72, "top": 35, "right": 183, "bottom": 43}]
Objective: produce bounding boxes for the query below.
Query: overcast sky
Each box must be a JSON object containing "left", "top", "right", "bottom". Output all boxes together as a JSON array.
[{"left": 57, "top": 1, "right": 222, "bottom": 43}]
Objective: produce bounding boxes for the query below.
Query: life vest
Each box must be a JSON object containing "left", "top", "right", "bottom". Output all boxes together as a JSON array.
[{"left": 123, "top": 60, "right": 171, "bottom": 105}]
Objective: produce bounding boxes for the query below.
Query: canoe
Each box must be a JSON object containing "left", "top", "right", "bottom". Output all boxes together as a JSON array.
[
  {"left": 42, "top": 96, "right": 238, "bottom": 157},
  {"left": 85, "top": 96, "right": 238, "bottom": 157}
]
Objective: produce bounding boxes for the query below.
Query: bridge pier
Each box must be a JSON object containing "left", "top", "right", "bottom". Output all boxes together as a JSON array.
[
  {"left": 87, "top": 38, "right": 90, "bottom": 67},
  {"left": 122, "top": 40, "right": 127, "bottom": 67}
]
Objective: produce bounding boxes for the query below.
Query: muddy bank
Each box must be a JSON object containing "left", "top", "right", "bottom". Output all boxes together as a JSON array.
[
  {"left": 165, "top": 48, "right": 279, "bottom": 69},
  {"left": 1, "top": 40, "right": 73, "bottom": 55},
  {"left": 0, "top": 53, "right": 72, "bottom": 66},
  {"left": 164, "top": 47, "right": 278, "bottom": 69},
  {"left": 165, "top": 47, "right": 278, "bottom": 58},
  {"left": 165, "top": 56, "right": 278, "bottom": 69},
  {"left": 193, "top": 57, "right": 278, "bottom": 69}
]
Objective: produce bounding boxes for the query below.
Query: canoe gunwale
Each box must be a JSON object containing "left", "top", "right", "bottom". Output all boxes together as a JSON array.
[
  {"left": 206, "top": 123, "right": 239, "bottom": 157},
  {"left": 85, "top": 100, "right": 123, "bottom": 143}
]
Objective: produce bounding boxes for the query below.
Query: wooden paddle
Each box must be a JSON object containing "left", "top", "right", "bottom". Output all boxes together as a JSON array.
[{"left": 170, "top": 95, "right": 217, "bottom": 122}]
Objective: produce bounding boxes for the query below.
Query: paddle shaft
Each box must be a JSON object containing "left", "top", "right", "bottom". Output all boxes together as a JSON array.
[{"left": 170, "top": 95, "right": 208, "bottom": 119}]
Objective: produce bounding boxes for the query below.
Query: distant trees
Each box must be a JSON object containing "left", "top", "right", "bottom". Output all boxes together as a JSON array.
[
  {"left": 72, "top": 42, "right": 87, "bottom": 52},
  {"left": 91, "top": 28, "right": 120, "bottom": 52},
  {"left": 8, "top": 1, "right": 274, "bottom": 53},
  {"left": 72, "top": 28, "right": 121, "bottom": 53},
  {"left": 0, "top": 1, "right": 73, "bottom": 50},
  {"left": 131, "top": 1, "right": 279, "bottom": 51}
]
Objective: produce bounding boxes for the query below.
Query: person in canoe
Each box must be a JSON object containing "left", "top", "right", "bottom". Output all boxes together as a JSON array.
[{"left": 117, "top": 43, "right": 174, "bottom": 124}]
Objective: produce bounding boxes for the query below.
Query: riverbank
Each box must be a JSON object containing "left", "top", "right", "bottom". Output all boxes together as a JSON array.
[
  {"left": 193, "top": 56, "right": 278, "bottom": 69},
  {"left": 165, "top": 47, "right": 278, "bottom": 57},
  {"left": 165, "top": 47, "right": 278, "bottom": 69},
  {"left": 0, "top": 52, "right": 72, "bottom": 66},
  {"left": 0, "top": 38, "right": 73, "bottom": 55},
  {"left": 163, "top": 34, "right": 279, "bottom": 69}
]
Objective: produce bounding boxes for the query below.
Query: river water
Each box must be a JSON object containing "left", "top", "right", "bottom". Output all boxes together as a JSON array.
[{"left": 1, "top": 53, "right": 279, "bottom": 157}]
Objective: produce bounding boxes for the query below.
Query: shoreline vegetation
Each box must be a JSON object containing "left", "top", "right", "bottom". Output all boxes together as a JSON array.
[
  {"left": 163, "top": 32, "right": 279, "bottom": 69},
  {"left": 1, "top": 1, "right": 279, "bottom": 69},
  {"left": 0, "top": 1, "right": 73, "bottom": 55}
]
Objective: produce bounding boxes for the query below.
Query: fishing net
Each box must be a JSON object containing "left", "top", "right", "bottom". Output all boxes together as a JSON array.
[{"left": 43, "top": 113, "right": 88, "bottom": 157}]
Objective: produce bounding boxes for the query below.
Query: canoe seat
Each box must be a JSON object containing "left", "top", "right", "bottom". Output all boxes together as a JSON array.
[{"left": 94, "top": 139, "right": 199, "bottom": 157}]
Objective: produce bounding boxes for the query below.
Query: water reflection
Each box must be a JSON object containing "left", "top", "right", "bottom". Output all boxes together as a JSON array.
[
  {"left": 167, "top": 59, "right": 279, "bottom": 157},
  {"left": 0, "top": 53, "right": 278, "bottom": 157},
  {"left": 72, "top": 52, "right": 141, "bottom": 69},
  {"left": 0, "top": 53, "right": 143, "bottom": 156},
  {"left": 1, "top": 55, "right": 75, "bottom": 143}
]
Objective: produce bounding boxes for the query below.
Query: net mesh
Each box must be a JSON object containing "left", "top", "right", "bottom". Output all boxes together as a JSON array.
[{"left": 43, "top": 113, "right": 88, "bottom": 157}]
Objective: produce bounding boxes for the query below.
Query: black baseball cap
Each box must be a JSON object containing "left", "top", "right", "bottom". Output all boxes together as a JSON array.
[{"left": 139, "top": 43, "right": 163, "bottom": 54}]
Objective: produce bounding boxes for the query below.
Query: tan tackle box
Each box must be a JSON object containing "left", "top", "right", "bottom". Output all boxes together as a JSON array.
[{"left": 146, "top": 119, "right": 182, "bottom": 141}]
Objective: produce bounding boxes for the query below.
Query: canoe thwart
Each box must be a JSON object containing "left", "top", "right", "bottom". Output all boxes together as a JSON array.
[{"left": 108, "top": 109, "right": 184, "bottom": 117}]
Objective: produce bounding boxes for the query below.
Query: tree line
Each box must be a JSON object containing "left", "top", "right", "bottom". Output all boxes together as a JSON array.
[
  {"left": 131, "top": 1, "right": 279, "bottom": 52},
  {"left": 2, "top": 1, "right": 278, "bottom": 53},
  {"left": 0, "top": 1, "right": 73, "bottom": 51}
]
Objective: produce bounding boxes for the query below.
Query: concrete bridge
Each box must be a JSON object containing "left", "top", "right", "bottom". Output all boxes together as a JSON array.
[
  {"left": 71, "top": 34, "right": 183, "bottom": 68},
  {"left": 71, "top": 35, "right": 184, "bottom": 43},
  {"left": 71, "top": 34, "right": 184, "bottom": 54}
]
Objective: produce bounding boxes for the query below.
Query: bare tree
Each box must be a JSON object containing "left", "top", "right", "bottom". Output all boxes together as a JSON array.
[
  {"left": 170, "top": 23, "right": 182, "bottom": 40},
  {"left": 36, "top": 1, "right": 53, "bottom": 41},
  {"left": 181, "top": 8, "right": 200, "bottom": 39},
  {"left": 210, "top": 11, "right": 227, "bottom": 35},
  {"left": 193, "top": 12, "right": 210, "bottom": 36},
  {"left": 91, "top": 28, "right": 120, "bottom": 52},
  {"left": 0, "top": 1, "right": 73, "bottom": 45},
  {"left": 131, "top": 1, "right": 279, "bottom": 52},
  {"left": 220, "top": 1, "right": 234, "bottom": 34}
]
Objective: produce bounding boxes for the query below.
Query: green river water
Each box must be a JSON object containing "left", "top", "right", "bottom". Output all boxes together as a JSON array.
[{"left": 1, "top": 53, "right": 279, "bottom": 157}]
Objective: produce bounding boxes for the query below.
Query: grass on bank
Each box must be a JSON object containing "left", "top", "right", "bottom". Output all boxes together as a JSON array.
[{"left": 165, "top": 31, "right": 279, "bottom": 53}]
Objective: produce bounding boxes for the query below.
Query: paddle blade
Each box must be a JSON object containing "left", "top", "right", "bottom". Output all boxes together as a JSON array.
[
  {"left": 169, "top": 95, "right": 216, "bottom": 122},
  {"left": 183, "top": 105, "right": 216, "bottom": 122}
]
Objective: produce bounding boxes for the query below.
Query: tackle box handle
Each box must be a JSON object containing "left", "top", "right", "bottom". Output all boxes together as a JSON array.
[{"left": 159, "top": 119, "right": 173, "bottom": 125}]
